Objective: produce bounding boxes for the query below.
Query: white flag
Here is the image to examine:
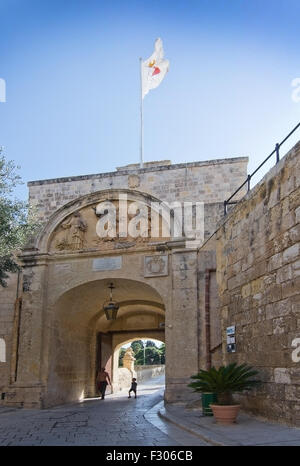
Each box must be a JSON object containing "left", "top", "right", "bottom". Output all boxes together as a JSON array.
[{"left": 141, "top": 38, "right": 169, "bottom": 99}]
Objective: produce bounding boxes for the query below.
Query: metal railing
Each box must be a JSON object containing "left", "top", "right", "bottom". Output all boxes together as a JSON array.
[{"left": 224, "top": 121, "right": 300, "bottom": 215}]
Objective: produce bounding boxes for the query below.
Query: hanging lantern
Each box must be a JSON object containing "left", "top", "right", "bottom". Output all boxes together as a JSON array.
[{"left": 103, "top": 283, "right": 119, "bottom": 320}]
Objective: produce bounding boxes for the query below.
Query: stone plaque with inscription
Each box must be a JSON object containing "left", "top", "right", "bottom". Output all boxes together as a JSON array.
[
  {"left": 144, "top": 255, "right": 168, "bottom": 277},
  {"left": 93, "top": 256, "right": 122, "bottom": 271},
  {"left": 54, "top": 263, "right": 72, "bottom": 272}
]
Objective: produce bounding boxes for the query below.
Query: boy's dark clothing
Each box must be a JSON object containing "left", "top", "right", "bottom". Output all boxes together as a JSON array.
[{"left": 128, "top": 381, "right": 137, "bottom": 398}]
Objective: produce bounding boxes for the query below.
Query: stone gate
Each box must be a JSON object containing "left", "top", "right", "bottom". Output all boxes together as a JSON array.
[{"left": 0, "top": 158, "right": 248, "bottom": 408}]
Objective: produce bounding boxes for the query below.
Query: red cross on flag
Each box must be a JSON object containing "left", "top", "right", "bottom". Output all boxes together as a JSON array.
[{"left": 141, "top": 38, "right": 169, "bottom": 99}]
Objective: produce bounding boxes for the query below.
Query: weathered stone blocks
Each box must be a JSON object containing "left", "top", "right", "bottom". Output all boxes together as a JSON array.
[{"left": 213, "top": 140, "right": 300, "bottom": 425}]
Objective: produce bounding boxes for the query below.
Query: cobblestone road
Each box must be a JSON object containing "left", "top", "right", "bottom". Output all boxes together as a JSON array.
[{"left": 0, "top": 377, "right": 209, "bottom": 446}]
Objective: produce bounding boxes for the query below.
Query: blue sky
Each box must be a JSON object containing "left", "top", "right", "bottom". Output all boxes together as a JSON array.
[{"left": 0, "top": 0, "right": 300, "bottom": 200}]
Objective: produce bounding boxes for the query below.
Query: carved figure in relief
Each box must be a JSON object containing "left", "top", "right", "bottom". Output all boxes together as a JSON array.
[{"left": 57, "top": 212, "right": 87, "bottom": 250}]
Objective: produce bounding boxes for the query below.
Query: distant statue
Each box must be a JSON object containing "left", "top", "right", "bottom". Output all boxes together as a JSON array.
[{"left": 123, "top": 347, "right": 136, "bottom": 374}]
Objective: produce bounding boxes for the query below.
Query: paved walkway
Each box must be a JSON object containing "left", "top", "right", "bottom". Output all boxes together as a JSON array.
[
  {"left": 2, "top": 376, "right": 299, "bottom": 446},
  {"left": 159, "top": 402, "right": 300, "bottom": 446},
  {"left": 0, "top": 376, "right": 209, "bottom": 446}
]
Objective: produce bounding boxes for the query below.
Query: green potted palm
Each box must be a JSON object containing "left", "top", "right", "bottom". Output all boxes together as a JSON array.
[{"left": 188, "top": 363, "right": 260, "bottom": 424}]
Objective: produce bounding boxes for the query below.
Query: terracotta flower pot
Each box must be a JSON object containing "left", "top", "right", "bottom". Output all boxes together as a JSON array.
[{"left": 210, "top": 404, "right": 241, "bottom": 425}]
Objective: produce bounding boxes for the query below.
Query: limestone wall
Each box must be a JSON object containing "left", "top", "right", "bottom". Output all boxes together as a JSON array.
[
  {"left": 28, "top": 158, "right": 248, "bottom": 224},
  {"left": 0, "top": 273, "right": 18, "bottom": 404},
  {"left": 135, "top": 364, "right": 165, "bottom": 383},
  {"left": 116, "top": 367, "right": 132, "bottom": 391},
  {"left": 214, "top": 141, "right": 300, "bottom": 425},
  {"left": 0, "top": 156, "right": 248, "bottom": 408},
  {"left": 116, "top": 365, "right": 165, "bottom": 391}
]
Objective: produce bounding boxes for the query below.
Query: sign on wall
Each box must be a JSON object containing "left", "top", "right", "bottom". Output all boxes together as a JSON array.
[
  {"left": 92, "top": 256, "right": 122, "bottom": 271},
  {"left": 226, "top": 325, "right": 236, "bottom": 353}
]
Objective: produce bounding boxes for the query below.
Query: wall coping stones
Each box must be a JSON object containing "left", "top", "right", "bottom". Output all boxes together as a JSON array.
[{"left": 27, "top": 156, "right": 249, "bottom": 186}]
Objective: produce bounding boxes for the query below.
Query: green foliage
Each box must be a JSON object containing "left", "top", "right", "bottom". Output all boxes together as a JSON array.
[
  {"left": 118, "top": 348, "right": 126, "bottom": 367},
  {"left": 159, "top": 343, "right": 165, "bottom": 364},
  {"left": 146, "top": 340, "right": 154, "bottom": 347},
  {"left": 118, "top": 339, "right": 166, "bottom": 366},
  {"left": 0, "top": 256, "right": 19, "bottom": 288},
  {"left": 130, "top": 340, "right": 144, "bottom": 354},
  {"left": 0, "top": 150, "right": 38, "bottom": 286},
  {"left": 188, "top": 363, "right": 260, "bottom": 405},
  {"left": 135, "top": 346, "right": 162, "bottom": 365}
]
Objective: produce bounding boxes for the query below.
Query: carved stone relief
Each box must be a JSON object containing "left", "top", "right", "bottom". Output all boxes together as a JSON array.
[
  {"left": 144, "top": 255, "right": 168, "bottom": 277},
  {"left": 55, "top": 212, "right": 88, "bottom": 251},
  {"left": 50, "top": 199, "right": 169, "bottom": 253},
  {"left": 128, "top": 174, "right": 140, "bottom": 189}
]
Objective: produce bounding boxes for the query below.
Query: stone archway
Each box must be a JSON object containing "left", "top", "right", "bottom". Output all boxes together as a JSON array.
[
  {"left": 6, "top": 187, "right": 200, "bottom": 409},
  {"left": 112, "top": 335, "right": 165, "bottom": 393},
  {"left": 44, "top": 278, "right": 165, "bottom": 408},
  {"left": 33, "top": 188, "right": 173, "bottom": 254}
]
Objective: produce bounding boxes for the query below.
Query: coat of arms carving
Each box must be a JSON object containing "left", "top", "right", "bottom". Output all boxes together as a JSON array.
[{"left": 144, "top": 255, "right": 168, "bottom": 277}]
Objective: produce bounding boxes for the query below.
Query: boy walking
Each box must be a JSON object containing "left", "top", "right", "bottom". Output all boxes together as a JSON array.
[{"left": 128, "top": 378, "right": 137, "bottom": 399}]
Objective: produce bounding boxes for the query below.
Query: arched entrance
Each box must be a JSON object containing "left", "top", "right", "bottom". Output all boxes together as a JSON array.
[
  {"left": 45, "top": 278, "right": 165, "bottom": 407},
  {"left": 112, "top": 336, "right": 165, "bottom": 393},
  {"left": 7, "top": 188, "right": 200, "bottom": 409}
]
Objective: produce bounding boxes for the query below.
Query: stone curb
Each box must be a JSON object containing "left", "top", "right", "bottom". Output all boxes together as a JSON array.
[
  {"left": 144, "top": 399, "right": 236, "bottom": 446},
  {"left": 158, "top": 406, "right": 241, "bottom": 446},
  {"left": 157, "top": 405, "right": 300, "bottom": 446},
  {"left": 144, "top": 400, "right": 215, "bottom": 446},
  {"left": 0, "top": 407, "right": 20, "bottom": 415}
]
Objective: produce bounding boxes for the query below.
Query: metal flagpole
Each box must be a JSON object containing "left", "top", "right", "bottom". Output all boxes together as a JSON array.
[{"left": 139, "top": 57, "right": 144, "bottom": 169}]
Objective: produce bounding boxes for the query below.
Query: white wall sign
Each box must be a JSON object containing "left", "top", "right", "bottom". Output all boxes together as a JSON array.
[
  {"left": 227, "top": 335, "right": 235, "bottom": 344},
  {"left": 93, "top": 256, "right": 122, "bottom": 271},
  {"left": 226, "top": 325, "right": 236, "bottom": 353},
  {"left": 0, "top": 338, "right": 6, "bottom": 362}
]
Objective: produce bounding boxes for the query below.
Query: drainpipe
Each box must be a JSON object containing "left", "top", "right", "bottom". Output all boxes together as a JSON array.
[{"left": 205, "top": 269, "right": 216, "bottom": 370}]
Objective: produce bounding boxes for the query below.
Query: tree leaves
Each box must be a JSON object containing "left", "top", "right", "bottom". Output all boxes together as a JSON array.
[
  {"left": 119, "top": 340, "right": 165, "bottom": 367},
  {"left": 0, "top": 150, "right": 39, "bottom": 286},
  {"left": 135, "top": 345, "right": 163, "bottom": 365},
  {"left": 0, "top": 255, "right": 19, "bottom": 287}
]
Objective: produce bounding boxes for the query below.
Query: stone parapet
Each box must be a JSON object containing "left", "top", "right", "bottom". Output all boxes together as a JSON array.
[{"left": 27, "top": 157, "right": 248, "bottom": 225}]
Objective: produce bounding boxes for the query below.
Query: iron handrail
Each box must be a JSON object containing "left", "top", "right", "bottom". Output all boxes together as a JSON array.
[{"left": 224, "top": 121, "right": 300, "bottom": 215}]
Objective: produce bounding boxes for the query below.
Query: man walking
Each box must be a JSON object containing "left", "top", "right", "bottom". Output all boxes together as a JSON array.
[{"left": 96, "top": 367, "right": 111, "bottom": 400}]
